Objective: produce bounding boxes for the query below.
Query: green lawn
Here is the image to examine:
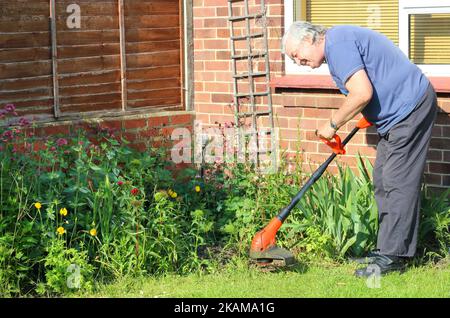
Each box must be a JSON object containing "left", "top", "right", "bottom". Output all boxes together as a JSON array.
[{"left": 84, "top": 259, "right": 450, "bottom": 298}]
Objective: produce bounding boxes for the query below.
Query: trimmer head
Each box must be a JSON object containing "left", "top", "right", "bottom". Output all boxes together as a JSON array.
[
  {"left": 249, "top": 217, "right": 296, "bottom": 267},
  {"left": 250, "top": 245, "right": 296, "bottom": 266}
]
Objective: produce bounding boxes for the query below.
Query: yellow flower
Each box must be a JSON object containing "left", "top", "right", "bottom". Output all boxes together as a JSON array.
[
  {"left": 59, "top": 207, "right": 68, "bottom": 217},
  {"left": 34, "top": 202, "right": 42, "bottom": 209},
  {"left": 56, "top": 227, "right": 66, "bottom": 235},
  {"left": 168, "top": 189, "right": 177, "bottom": 198},
  {"left": 89, "top": 229, "right": 97, "bottom": 237},
  {"left": 195, "top": 186, "right": 201, "bottom": 193}
]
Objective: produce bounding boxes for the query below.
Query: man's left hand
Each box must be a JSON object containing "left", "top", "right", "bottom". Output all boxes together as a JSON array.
[{"left": 315, "top": 122, "right": 337, "bottom": 140}]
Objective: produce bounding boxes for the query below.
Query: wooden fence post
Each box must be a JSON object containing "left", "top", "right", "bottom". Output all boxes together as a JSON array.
[
  {"left": 49, "top": 0, "right": 60, "bottom": 118},
  {"left": 118, "top": 0, "right": 127, "bottom": 112}
]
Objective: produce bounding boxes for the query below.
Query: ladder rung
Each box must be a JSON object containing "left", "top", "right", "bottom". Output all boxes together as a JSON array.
[
  {"left": 228, "top": 13, "right": 263, "bottom": 22},
  {"left": 238, "top": 111, "right": 271, "bottom": 118},
  {"left": 231, "top": 33, "right": 264, "bottom": 41},
  {"left": 231, "top": 52, "right": 266, "bottom": 60},
  {"left": 233, "top": 72, "right": 267, "bottom": 79},
  {"left": 236, "top": 91, "right": 270, "bottom": 98}
]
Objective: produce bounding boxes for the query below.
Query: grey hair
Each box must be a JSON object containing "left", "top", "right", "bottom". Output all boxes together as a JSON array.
[{"left": 282, "top": 21, "right": 327, "bottom": 55}]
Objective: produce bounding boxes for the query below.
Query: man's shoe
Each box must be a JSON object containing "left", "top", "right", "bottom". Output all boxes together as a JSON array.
[
  {"left": 348, "top": 250, "right": 382, "bottom": 264},
  {"left": 354, "top": 254, "right": 405, "bottom": 278}
]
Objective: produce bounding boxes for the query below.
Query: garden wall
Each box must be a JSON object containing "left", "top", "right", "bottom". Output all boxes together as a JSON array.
[{"left": 193, "top": 0, "right": 450, "bottom": 193}]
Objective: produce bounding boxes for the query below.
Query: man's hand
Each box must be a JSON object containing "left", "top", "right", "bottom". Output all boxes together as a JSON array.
[{"left": 316, "top": 122, "right": 336, "bottom": 140}]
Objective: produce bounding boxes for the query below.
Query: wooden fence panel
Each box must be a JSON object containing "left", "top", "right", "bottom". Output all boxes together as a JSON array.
[{"left": 0, "top": 0, "right": 183, "bottom": 119}]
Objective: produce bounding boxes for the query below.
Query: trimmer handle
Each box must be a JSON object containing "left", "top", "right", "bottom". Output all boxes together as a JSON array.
[
  {"left": 320, "top": 117, "right": 373, "bottom": 154},
  {"left": 320, "top": 134, "right": 345, "bottom": 155}
]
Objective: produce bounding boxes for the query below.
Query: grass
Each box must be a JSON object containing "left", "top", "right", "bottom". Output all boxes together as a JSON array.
[{"left": 82, "top": 257, "right": 450, "bottom": 298}]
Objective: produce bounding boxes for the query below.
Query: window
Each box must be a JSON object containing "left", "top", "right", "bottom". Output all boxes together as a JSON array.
[
  {"left": 285, "top": 0, "right": 450, "bottom": 76},
  {"left": 399, "top": 0, "right": 450, "bottom": 75}
]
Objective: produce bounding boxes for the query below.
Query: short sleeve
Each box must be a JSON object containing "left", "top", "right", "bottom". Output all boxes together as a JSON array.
[{"left": 327, "top": 40, "right": 365, "bottom": 86}]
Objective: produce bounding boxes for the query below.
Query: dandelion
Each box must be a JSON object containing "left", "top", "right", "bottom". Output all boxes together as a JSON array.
[
  {"left": 131, "top": 188, "right": 139, "bottom": 196},
  {"left": 89, "top": 229, "right": 97, "bottom": 237},
  {"left": 56, "top": 227, "right": 66, "bottom": 235},
  {"left": 59, "top": 207, "right": 68, "bottom": 217},
  {"left": 195, "top": 185, "right": 201, "bottom": 193},
  {"left": 34, "top": 202, "right": 42, "bottom": 210}
]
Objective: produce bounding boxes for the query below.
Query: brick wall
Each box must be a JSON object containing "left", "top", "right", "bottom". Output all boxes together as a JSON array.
[
  {"left": 192, "top": 0, "right": 450, "bottom": 193},
  {"left": 19, "top": 111, "right": 194, "bottom": 154}
]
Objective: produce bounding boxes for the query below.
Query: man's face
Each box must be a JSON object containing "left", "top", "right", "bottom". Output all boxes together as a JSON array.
[{"left": 285, "top": 37, "right": 325, "bottom": 69}]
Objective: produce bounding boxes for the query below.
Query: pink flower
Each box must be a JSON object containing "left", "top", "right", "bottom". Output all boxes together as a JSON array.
[
  {"left": 19, "top": 117, "right": 30, "bottom": 127},
  {"left": 5, "top": 104, "right": 15, "bottom": 112},
  {"left": 50, "top": 146, "right": 56, "bottom": 151},
  {"left": 117, "top": 181, "right": 124, "bottom": 186},
  {"left": 56, "top": 138, "right": 68, "bottom": 147}
]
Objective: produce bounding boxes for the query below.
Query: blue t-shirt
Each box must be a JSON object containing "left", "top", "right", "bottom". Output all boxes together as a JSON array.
[{"left": 325, "top": 25, "right": 429, "bottom": 135}]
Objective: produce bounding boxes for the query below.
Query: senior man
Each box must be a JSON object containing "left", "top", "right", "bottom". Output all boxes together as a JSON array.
[{"left": 282, "top": 21, "right": 437, "bottom": 277}]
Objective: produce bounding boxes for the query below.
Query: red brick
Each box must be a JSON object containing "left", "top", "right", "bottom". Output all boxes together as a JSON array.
[
  {"left": 427, "top": 149, "right": 443, "bottom": 162},
  {"left": 204, "top": 0, "right": 227, "bottom": 6},
  {"left": 216, "top": 50, "right": 230, "bottom": 60},
  {"left": 298, "top": 141, "right": 318, "bottom": 153},
  {"left": 442, "top": 125, "right": 450, "bottom": 136},
  {"left": 444, "top": 151, "right": 450, "bottom": 162},
  {"left": 195, "top": 93, "right": 212, "bottom": 103},
  {"left": 435, "top": 113, "right": 449, "bottom": 125},
  {"left": 217, "top": 29, "right": 230, "bottom": 38},
  {"left": 139, "top": 128, "right": 159, "bottom": 138},
  {"left": 443, "top": 175, "right": 450, "bottom": 186},
  {"left": 204, "top": 60, "right": 230, "bottom": 71},
  {"left": 432, "top": 125, "right": 442, "bottom": 137},
  {"left": 171, "top": 114, "right": 193, "bottom": 126},
  {"left": 195, "top": 71, "right": 215, "bottom": 81},
  {"left": 204, "top": 19, "right": 228, "bottom": 28},
  {"left": 424, "top": 173, "right": 442, "bottom": 186},
  {"left": 274, "top": 107, "right": 303, "bottom": 117},
  {"left": 211, "top": 94, "right": 233, "bottom": 104},
  {"left": 193, "top": 7, "right": 216, "bottom": 17},
  {"left": 149, "top": 116, "right": 169, "bottom": 127},
  {"left": 428, "top": 162, "right": 450, "bottom": 174},
  {"left": 430, "top": 137, "right": 449, "bottom": 150},
  {"left": 194, "top": 50, "right": 216, "bottom": 60},
  {"left": 216, "top": 7, "right": 228, "bottom": 16},
  {"left": 122, "top": 132, "right": 138, "bottom": 142},
  {"left": 129, "top": 142, "right": 147, "bottom": 152},
  {"left": 124, "top": 119, "right": 147, "bottom": 130},
  {"left": 296, "top": 96, "right": 317, "bottom": 107}
]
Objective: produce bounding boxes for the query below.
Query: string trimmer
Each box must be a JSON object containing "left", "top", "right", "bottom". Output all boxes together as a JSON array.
[{"left": 249, "top": 117, "right": 373, "bottom": 266}]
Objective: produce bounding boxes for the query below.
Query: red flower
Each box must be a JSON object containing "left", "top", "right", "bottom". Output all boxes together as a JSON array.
[
  {"left": 117, "top": 181, "right": 124, "bottom": 186},
  {"left": 131, "top": 188, "right": 139, "bottom": 196}
]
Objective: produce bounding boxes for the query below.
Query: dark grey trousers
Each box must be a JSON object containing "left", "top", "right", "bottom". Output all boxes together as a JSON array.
[{"left": 373, "top": 83, "right": 438, "bottom": 257}]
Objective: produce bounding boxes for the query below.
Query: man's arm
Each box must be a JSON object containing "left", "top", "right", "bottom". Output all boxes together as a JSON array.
[{"left": 316, "top": 69, "right": 373, "bottom": 139}]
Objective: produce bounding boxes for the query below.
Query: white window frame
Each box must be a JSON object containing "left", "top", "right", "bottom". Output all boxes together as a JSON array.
[
  {"left": 285, "top": 0, "right": 450, "bottom": 76},
  {"left": 399, "top": 0, "right": 450, "bottom": 76}
]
